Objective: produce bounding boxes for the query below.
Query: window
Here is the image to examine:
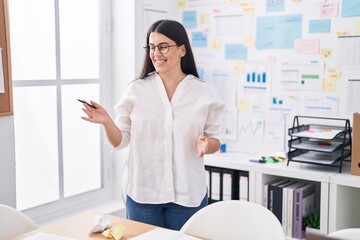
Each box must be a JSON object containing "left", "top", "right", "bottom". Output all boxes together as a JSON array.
[{"left": 9, "top": 0, "right": 111, "bottom": 218}]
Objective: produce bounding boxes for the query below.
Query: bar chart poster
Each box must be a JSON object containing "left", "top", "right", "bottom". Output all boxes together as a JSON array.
[{"left": 240, "top": 62, "right": 271, "bottom": 95}]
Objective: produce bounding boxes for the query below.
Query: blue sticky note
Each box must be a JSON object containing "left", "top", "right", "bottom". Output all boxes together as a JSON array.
[
  {"left": 341, "top": 0, "right": 360, "bottom": 17},
  {"left": 197, "top": 67, "right": 204, "bottom": 80},
  {"left": 256, "top": 14, "right": 302, "bottom": 49},
  {"left": 309, "top": 19, "right": 331, "bottom": 33},
  {"left": 191, "top": 32, "right": 207, "bottom": 47},
  {"left": 225, "top": 44, "right": 247, "bottom": 60},
  {"left": 266, "top": 0, "right": 285, "bottom": 12},
  {"left": 182, "top": 11, "right": 197, "bottom": 28}
]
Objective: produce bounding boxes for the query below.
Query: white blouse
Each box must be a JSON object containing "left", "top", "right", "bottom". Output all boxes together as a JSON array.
[{"left": 114, "top": 72, "right": 224, "bottom": 207}]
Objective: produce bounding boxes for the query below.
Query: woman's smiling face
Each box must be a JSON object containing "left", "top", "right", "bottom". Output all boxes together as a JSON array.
[{"left": 148, "top": 32, "right": 185, "bottom": 75}]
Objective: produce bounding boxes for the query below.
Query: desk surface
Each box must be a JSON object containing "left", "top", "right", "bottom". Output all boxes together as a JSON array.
[{"left": 11, "top": 211, "right": 158, "bottom": 240}]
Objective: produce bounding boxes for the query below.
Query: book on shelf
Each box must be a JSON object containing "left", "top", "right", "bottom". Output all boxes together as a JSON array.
[
  {"left": 284, "top": 182, "right": 306, "bottom": 238},
  {"left": 293, "top": 183, "right": 316, "bottom": 239}
]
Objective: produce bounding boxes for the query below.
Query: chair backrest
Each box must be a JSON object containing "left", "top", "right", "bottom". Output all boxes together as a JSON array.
[
  {"left": 180, "top": 200, "right": 285, "bottom": 240},
  {"left": 0, "top": 204, "right": 38, "bottom": 240},
  {"left": 327, "top": 228, "right": 360, "bottom": 240}
]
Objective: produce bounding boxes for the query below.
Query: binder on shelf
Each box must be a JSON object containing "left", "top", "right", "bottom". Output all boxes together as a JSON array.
[
  {"left": 211, "top": 170, "right": 221, "bottom": 201},
  {"left": 293, "top": 183, "right": 315, "bottom": 239},
  {"left": 272, "top": 180, "right": 295, "bottom": 223},
  {"left": 222, "top": 173, "right": 232, "bottom": 200},
  {"left": 263, "top": 178, "right": 282, "bottom": 208},
  {"left": 268, "top": 179, "right": 289, "bottom": 212},
  {"left": 239, "top": 175, "right": 248, "bottom": 201},
  {"left": 205, "top": 169, "right": 210, "bottom": 196},
  {"left": 205, "top": 166, "right": 245, "bottom": 203}
]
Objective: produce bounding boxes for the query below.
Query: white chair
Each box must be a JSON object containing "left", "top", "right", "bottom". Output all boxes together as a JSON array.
[
  {"left": 0, "top": 204, "right": 38, "bottom": 240},
  {"left": 180, "top": 200, "right": 285, "bottom": 240},
  {"left": 327, "top": 228, "right": 360, "bottom": 240}
]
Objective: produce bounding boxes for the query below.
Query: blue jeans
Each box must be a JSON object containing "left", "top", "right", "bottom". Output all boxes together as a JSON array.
[{"left": 126, "top": 194, "right": 208, "bottom": 230}]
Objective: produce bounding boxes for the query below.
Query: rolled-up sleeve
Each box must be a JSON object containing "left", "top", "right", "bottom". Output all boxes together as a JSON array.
[
  {"left": 204, "top": 96, "right": 225, "bottom": 141},
  {"left": 114, "top": 85, "right": 134, "bottom": 150}
]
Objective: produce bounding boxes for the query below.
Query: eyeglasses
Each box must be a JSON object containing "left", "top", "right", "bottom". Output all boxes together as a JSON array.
[{"left": 143, "top": 43, "right": 178, "bottom": 54}]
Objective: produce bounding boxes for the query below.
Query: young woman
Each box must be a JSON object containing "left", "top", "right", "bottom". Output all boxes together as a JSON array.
[{"left": 81, "top": 19, "right": 224, "bottom": 230}]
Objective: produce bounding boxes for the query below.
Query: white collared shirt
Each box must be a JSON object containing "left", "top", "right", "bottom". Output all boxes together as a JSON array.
[{"left": 114, "top": 72, "right": 224, "bottom": 207}]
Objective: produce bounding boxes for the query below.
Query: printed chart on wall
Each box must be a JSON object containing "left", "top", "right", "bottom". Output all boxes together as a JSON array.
[
  {"left": 143, "top": 2, "right": 169, "bottom": 33},
  {"left": 279, "top": 62, "right": 324, "bottom": 91},
  {"left": 265, "top": 95, "right": 298, "bottom": 150},
  {"left": 344, "top": 68, "right": 360, "bottom": 114}
]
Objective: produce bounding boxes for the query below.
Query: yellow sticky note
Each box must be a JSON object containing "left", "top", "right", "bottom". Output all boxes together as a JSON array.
[
  {"left": 237, "top": 100, "right": 250, "bottom": 112},
  {"left": 177, "top": 0, "right": 187, "bottom": 8},
  {"left": 242, "top": 3, "right": 255, "bottom": 15},
  {"left": 356, "top": 20, "right": 360, "bottom": 35},
  {"left": 226, "top": 0, "right": 238, "bottom": 5},
  {"left": 244, "top": 35, "right": 255, "bottom": 47},
  {"left": 320, "top": 48, "right": 332, "bottom": 60},
  {"left": 210, "top": 38, "right": 221, "bottom": 50},
  {"left": 199, "top": 12, "right": 209, "bottom": 24},
  {"left": 327, "top": 67, "right": 342, "bottom": 81},
  {"left": 233, "top": 61, "right": 245, "bottom": 74},
  {"left": 323, "top": 78, "right": 336, "bottom": 92}
]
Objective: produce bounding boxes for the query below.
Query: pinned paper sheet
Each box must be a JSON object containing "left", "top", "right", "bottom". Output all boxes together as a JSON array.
[
  {"left": 0, "top": 48, "right": 5, "bottom": 93},
  {"left": 294, "top": 39, "right": 319, "bottom": 54}
]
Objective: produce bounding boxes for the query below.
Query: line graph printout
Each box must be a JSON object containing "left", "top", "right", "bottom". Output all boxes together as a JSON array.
[{"left": 237, "top": 116, "right": 264, "bottom": 141}]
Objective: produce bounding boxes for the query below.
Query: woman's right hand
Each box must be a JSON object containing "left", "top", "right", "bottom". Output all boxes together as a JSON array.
[{"left": 80, "top": 100, "right": 111, "bottom": 125}]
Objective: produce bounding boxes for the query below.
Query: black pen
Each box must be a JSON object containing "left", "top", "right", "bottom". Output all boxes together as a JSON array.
[
  {"left": 77, "top": 99, "right": 97, "bottom": 109},
  {"left": 249, "top": 159, "right": 266, "bottom": 163}
]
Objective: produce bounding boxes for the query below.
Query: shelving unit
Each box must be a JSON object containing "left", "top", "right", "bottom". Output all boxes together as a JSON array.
[
  {"left": 287, "top": 116, "right": 352, "bottom": 173},
  {"left": 204, "top": 152, "right": 360, "bottom": 239}
]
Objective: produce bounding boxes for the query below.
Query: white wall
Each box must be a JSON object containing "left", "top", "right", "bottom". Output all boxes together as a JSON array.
[{"left": 0, "top": 116, "right": 16, "bottom": 207}]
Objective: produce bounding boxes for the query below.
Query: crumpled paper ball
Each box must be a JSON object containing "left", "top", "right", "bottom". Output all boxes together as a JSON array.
[{"left": 91, "top": 214, "right": 110, "bottom": 233}]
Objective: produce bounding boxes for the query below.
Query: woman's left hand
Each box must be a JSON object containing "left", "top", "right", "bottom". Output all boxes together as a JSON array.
[{"left": 196, "top": 135, "right": 209, "bottom": 158}]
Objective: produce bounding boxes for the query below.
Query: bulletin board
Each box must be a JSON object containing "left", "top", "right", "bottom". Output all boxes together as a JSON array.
[
  {"left": 140, "top": 0, "right": 360, "bottom": 153},
  {"left": 0, "top": 0, "right": 13, "bottom": 116}
]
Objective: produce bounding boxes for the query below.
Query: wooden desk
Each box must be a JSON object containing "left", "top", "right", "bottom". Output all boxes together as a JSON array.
[{"left": 11, "top": 211, "right": 158, "bottom": 240}]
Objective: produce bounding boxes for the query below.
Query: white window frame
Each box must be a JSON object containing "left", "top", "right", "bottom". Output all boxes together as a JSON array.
[{"left": 11, "top": 0, "right": 114, "bottom": 223}]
